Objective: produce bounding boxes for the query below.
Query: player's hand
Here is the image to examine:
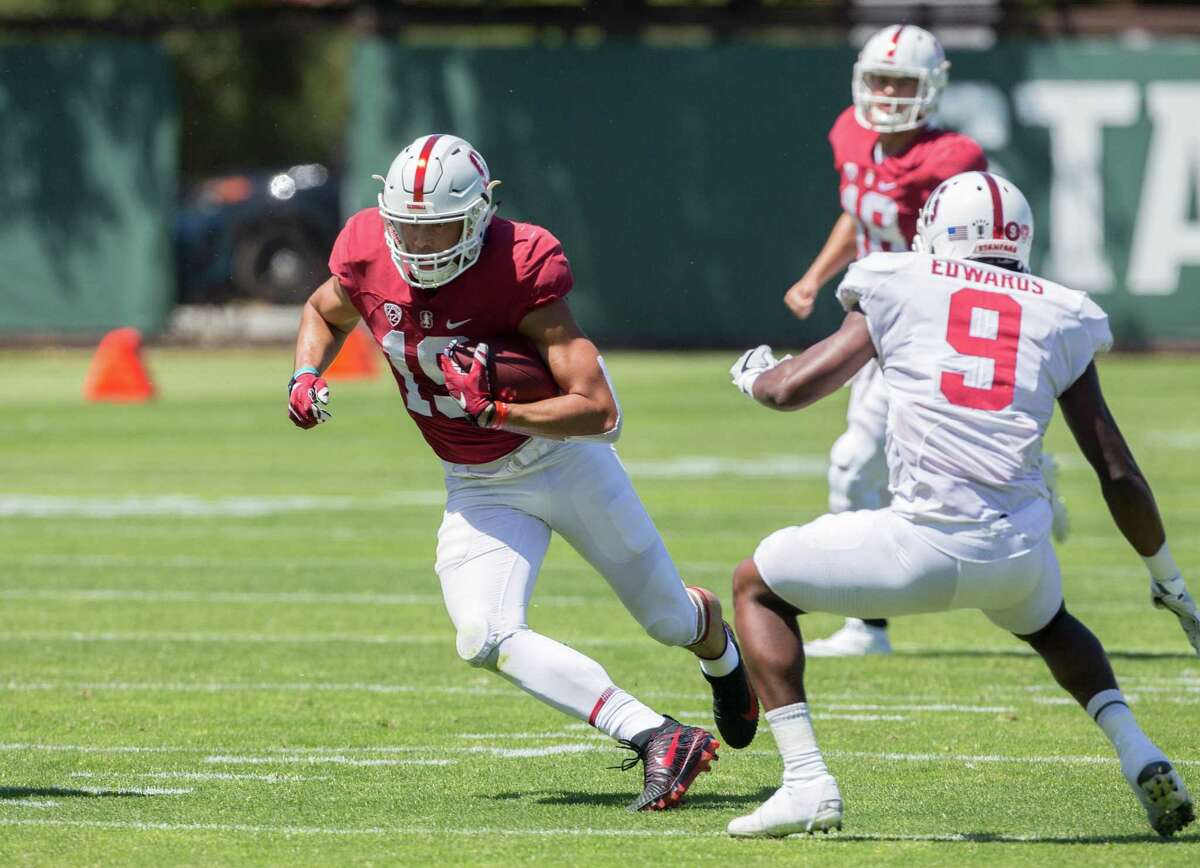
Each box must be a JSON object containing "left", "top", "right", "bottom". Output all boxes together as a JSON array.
[
  {"left": 784, "top": 278, "right": 819, "bottom": 320},
  {"left": 440, "top": 339, "right": 500, "bottom": 428},
  {"left": 287, "top": 370, "right": 331, "bottom": 429},
  {"left": 1151, "top": 574, "right": 1200, "bottom": 657},
  {"left": 730, "top": 345, "right": 791, "bottom": 399}
]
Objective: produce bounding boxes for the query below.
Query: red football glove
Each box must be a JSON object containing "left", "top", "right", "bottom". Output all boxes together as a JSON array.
[
  {"left": 287, "top": 370, "right": 331, "bottom": 429},
  {"left": 439, "top": 340, "right": 507, "bottom": 429}
]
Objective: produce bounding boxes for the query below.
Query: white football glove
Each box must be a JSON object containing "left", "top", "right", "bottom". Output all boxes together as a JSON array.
[
  {"left": 730, "top": 345, "right": 791, "bottom": 398},
  {"left": 1151, "top": 574, "right": 1200, "bottom": 657}
]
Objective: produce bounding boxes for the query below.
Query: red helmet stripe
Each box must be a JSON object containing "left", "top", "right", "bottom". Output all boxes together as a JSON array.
[
  {"left": 411, "top": 134, "right": 442, "bottom": 202},
  {"left": 982, "top": 172, "right": 1005, "bottom": 238},
  {"left": 885, "top": 25, "right": 905, "bottom": 59}
]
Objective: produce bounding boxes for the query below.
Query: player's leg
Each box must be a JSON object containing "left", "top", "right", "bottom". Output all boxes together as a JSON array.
[
  {"left": 811, "top": 362, "right": 893, "bottom": 657},
  {"left": 983, "top": 542, "right": 1193, "bottom": 837},
  {"left": 728, "top": 509, "right": 959, "bottom": 837},
  {"left": 439, "top": 474, "right": 717, "bottom": 811},
  {"left": 544, "top": 441, "right": 759, "bottom": 751}
]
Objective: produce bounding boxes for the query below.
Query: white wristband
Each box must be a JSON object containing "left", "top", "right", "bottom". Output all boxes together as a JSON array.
[
  {"left": 739, "top": 369, "right": 764, "bottom": 398},
  {"left": 1143, "top": 542, "right": 1181, "bottom": 582}
]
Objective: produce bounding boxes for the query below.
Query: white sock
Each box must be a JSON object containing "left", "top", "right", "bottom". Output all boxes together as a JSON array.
[
  {"left": 591, "top": 687, "right": 665, "bottom": 743},
  {"left": 699, "top": 626, "right": 741, "bottom": 677},
  {"left": 1086, "top": 689, "right": 1165, "bottom": 781},
  {"left": 766, "top": 702, "right": 829, "bottom": 787}
]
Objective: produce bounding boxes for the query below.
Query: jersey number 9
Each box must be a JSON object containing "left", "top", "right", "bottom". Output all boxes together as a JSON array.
[{"left": 940, "top": 288, "right": 1022, "bottom": 411}]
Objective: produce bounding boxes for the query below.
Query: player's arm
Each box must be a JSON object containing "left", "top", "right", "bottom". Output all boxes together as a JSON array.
[
  {"left": 294, "top": 276, "right": 361, "bottom": 373},
  {"left": 783, "top": 213, "right": 858, "bottom": 320},
  {"left": 498, "top": 299, "right": 619, "bottom": 439},
  {"left": 287, "top": 276, "right": 361, "bottom": 429},
  {"left": 732, "top": 312, "right": 876, "bottom": 411},
  {"left": 1059, "top": 362, "right": 1200, "bottom": 655}
]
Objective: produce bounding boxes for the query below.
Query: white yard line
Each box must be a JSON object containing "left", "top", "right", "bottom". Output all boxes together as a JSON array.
[
  {"left": 0, "top": 818, "right": 1162, "bottom": 843},
  {"left": 7, "top": 740, "right": 1196, "bottom": 768},
  {"left": 0, "top": 588, "right": 588, "bottom": 607},
  {"left": 0, "top": 682, "right": 1037, "bottom": 713},
  {"left": 0, "top": 681, "right": 519, "bottom": 697},
  {"left": 71, "top": 771, "right": 331, "bottom": 783},
  {"left": 623, "top": 455, "right": 829, "bottom": 479},
  {"left": 0, "top": 800, "right": 60, "bottom": 809},
  {"left": 0, "top": 632, "right": 452, "bottom": 645},
  {"left": 71, "top": 787, "right": 192, "bottom": 796},
  {"left": 0, "top": 631, "right": 693, "bottom": 648},
  {"left": 0, "top": 492, "right": 444, "bottom": 518},
  {"left": 205, "top": 756, "right": 456, "bottom": 767}
]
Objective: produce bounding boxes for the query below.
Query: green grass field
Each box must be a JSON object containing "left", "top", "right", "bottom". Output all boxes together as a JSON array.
[{"left": 3, "top": 347, "right": 1200, "bottom": 865}]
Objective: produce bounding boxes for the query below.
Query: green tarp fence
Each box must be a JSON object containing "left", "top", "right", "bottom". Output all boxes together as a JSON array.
[
  {"left": 348, "top": 40, "right": 1200, "bottom": 348},
  {"left": 0, "top": 41, "right": 176, "bottom": 336}
]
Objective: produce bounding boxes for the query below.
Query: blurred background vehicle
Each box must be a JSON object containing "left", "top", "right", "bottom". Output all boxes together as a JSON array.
[{"left": 175, "top": 164, "right": 341, "bottom": 305}]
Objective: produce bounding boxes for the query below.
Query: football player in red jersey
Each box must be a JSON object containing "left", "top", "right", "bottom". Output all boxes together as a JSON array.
[
  {"left": 287, "top": 134, "right": 759, "bottom": 811},
  {"left": 782, "top": 25, "right": 1069, "bottom": 657}
]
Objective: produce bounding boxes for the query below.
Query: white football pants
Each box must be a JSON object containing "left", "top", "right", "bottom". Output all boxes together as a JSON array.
[
  {"left": 434, "top": 438, "right": 700, "bottom": 722},
  {"left": 828, "top": 360, "right": 890, "bottom": 513},
  {"left": 753, "top": 508, "right": 1063, "bottom": 636}
]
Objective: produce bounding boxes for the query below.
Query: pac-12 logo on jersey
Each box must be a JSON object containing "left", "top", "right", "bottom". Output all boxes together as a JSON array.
[{"left": 384, "top": 303, "right": 403, "bottom": 327}]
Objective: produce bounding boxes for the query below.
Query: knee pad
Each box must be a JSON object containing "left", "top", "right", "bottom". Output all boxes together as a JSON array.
[
  {"left": 828, "top": 428, "right": 887, "bottom": 513},
  {"left": 455, "top": 617, "right": 503, "bottom": 669}
]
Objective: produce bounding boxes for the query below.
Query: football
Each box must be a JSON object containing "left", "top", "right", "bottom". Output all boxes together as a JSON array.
[{"left": 448, "top": 336, "right": 561, "bottom": 404}]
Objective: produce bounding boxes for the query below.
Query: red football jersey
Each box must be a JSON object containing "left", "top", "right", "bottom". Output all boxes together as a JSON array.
[
  {"left": 329, "top": 211, "right": 573, "bottom": 464},
  {"left": 829, "top": 106, "right": 987, "bottom": 258}
]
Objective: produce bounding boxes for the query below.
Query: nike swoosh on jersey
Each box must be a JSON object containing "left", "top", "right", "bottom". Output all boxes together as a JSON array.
[{"left": 446, "top": 318, "right": 472, "bottom": 330}]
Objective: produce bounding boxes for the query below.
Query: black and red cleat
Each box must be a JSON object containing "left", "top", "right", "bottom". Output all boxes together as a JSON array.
[
  {"left": 702, "top": 626, "right": 760, "bottom": 749},
  {"left": 619, "top": 717, "right": 720, "bottom": 812}
]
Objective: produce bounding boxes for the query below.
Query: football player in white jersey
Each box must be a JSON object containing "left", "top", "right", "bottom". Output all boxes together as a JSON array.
[
  {"left": 788, "top": 25, "right": 1070, "bottom": 658},
  {"left": 727, "top": 171, "right": 1199, "bottom": 838}
]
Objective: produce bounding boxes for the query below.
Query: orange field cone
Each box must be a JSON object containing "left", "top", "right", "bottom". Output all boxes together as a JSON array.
[
  {"left": 83, "top": 327, "right": 156, "bottom": 403},
  {"left": 324, "top": 326, "right": 379, "bottom": 381}
]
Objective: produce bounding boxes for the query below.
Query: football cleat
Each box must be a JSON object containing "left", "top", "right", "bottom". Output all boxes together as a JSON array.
[
  {"left": 727, "top": 774, "right": 844, "bottom": 837},
  {"left": 1134, "top": 760, "right": 1195, "bottom": 838},
  {"left": 618, "top": 717, "right": 719, "bottom": 812},
  {"left": 804, "top": 619, "right": 892, "bottom": 658},
  {"left": 702, "top": 627, "right": 760, "bottom": 749}
]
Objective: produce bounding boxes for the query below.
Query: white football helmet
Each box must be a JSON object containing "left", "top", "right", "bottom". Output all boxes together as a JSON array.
[
  {"left": 914, "top": 171, "right": 1034, "bottom": 272},
  {"left": 852, "top": 25, "right": 949, "bottom": 133},
  {"left": 376, "top": 133, "right": 500, "bottom": 290}
]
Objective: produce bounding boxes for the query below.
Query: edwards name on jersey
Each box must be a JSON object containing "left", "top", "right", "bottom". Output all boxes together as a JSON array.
[
  {"left": 330, "top": 210, "right": 572, "bottom": 465},
  {"left": 836, "top": 251, "right": 1112, "bottom": 547}
]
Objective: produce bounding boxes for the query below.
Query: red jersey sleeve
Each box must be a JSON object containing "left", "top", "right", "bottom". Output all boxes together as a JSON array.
[
  {"left": 514, "top": 224, "right": 573, "bottom": 314},
  {"left": 827, "top": 106, "right": 860, "bottom": 172},
  {"left": 328, "top": 208, "right": 377, "bottom": 298},
  {"left": 932, "top": 134, "right": 988, "bottom": 179}
]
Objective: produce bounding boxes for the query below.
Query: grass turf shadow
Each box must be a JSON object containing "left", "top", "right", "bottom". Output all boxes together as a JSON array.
[
  {"left": 1, "top": 786, "right": 156, "bottom": 799},
  {"left": 486, "top": 786, "right": 778, "bottom": 809}
]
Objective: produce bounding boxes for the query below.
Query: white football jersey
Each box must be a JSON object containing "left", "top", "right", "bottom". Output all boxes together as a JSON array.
[{"left": 836, "top": 252, "right": 1112, "bottom": 548}]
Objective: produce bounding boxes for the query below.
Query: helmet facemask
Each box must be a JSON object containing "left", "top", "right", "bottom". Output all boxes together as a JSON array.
[
  {"left": 852, "top": 64, "right": 945, "bottom": 133},
  {"left": 378, "top": 179, "right": 500, "bottom": 291}
]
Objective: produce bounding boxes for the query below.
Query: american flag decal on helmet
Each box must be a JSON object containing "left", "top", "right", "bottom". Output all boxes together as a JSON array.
[{"left": 947, "top": 225, "right": 968, "bottom": 239}]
